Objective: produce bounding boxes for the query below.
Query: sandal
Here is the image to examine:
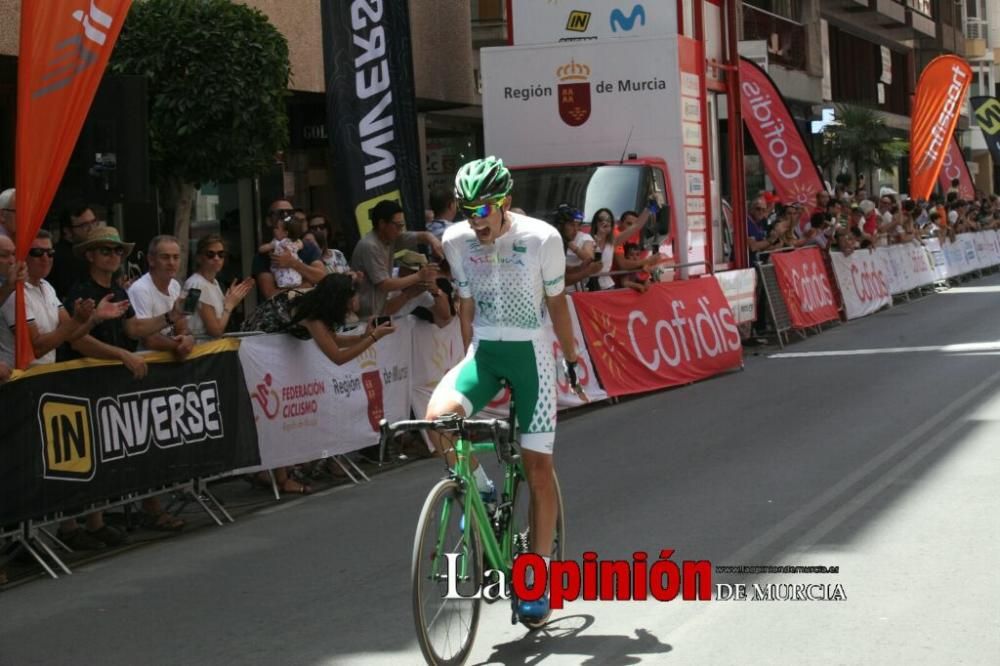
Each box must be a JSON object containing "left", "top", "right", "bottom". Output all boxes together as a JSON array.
[
  {"left": 279, "top": 479, "right": 313, "bottom": 495},
  {"left": 142, "top": 512, "right": 185, "bottom": 532}
]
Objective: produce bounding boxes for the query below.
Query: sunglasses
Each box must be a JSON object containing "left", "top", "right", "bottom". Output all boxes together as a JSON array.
[
  {"left": 95, "top": 246, "right": 126, "bottom": 256},
  {"left": 271, "top": 208, "right": 294, "bottom": 216},
  {"left": 462, "top": 199, "right": 504, "bottom": 220},
  {"left": 28, "top": 248, "right": 56, "bottom": 258},
  {"left": 203, "top": 250, "right": 227, "bottom": 259}
]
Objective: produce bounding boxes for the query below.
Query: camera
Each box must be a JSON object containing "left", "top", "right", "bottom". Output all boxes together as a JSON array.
[{"left": 182, "top": 288, "right": 201, "bottom": 314}]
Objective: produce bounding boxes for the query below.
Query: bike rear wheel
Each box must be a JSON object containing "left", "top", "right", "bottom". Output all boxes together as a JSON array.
[
  {"left": 412, "top": 479, "right": 483, "bottom": 665},
  {"left": 510, "top": 470, "right": 565, "bottom": 628}
]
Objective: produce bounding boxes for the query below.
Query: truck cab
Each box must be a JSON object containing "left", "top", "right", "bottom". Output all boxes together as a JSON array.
[{"left": 510, "top": 158, "right": 676, "bottom": 261}]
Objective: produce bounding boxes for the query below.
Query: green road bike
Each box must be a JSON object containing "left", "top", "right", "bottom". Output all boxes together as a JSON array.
[{"left": 379, "top": 389, "right": 565, "bottom": 666}]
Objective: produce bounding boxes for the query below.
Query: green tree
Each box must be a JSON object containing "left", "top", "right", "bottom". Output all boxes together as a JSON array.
[
  {"left": 820, "top": 104, "right": 908, "bottom": 191},
  {"left": 110, "top": 0, "right": 290, "bottom": 272}
]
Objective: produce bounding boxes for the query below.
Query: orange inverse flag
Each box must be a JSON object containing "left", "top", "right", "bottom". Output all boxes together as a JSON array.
[
  {"left": 909, "top": 55, "right": 972, "bottom": 202},
  {"left": 14, "top": 0, "right": 132, "bottom": 369}
]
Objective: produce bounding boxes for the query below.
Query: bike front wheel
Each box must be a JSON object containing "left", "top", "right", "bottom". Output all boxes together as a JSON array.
[{"left": 412, "top": 478, "right": 483, "bottom": 666}]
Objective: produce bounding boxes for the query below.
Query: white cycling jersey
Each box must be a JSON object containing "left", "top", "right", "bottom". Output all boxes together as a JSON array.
[{"left": 442, "top": 212, "right": 566, "bottom": 341}]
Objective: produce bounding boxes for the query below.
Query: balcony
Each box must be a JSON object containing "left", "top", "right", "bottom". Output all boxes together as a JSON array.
[
  {"left": 743, "top": 3, "right": 807, "bottom": 71},
  {"left": 822, "top": 0, "right": 930, "bottom": 42},
  {"left": 966, "top": 18, "right": 988, "bottom": 58}
]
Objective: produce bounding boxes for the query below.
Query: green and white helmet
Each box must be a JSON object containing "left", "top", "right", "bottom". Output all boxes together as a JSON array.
[{"left": 454, "top": 156, "right": 513, "bottom": 203}]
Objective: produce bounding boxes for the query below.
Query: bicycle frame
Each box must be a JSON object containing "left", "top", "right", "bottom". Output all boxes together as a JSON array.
[{"left": 449, "top": 436, "right": 524, "bottom": 578}]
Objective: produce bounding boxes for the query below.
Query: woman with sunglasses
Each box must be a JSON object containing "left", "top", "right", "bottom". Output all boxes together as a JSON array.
[{"left": 184, "top": 234, "right": 254, "bottom": 340}]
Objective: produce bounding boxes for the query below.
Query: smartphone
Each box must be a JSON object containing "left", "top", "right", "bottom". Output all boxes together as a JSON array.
[
  {"left": 182, "top": 288, "right": 201, "bottom": 314},
  {"left": 650, "top": 244, "right": 660, "bottom": 254},
  {"left": 374, "top": 315, "right": 391, "bottom": 327},
  {"left": 594, "top": 250, "right": 603, "bottom": 262}
]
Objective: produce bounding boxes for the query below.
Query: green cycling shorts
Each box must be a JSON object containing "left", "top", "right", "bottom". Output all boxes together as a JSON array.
[{"left": 433, "top": 338, "right": 557, "bottom": 454}]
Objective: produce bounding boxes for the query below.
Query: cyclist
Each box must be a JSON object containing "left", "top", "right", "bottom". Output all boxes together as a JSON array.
[{"left": 425, "top": 156, "right": 583, "bottom": 626}]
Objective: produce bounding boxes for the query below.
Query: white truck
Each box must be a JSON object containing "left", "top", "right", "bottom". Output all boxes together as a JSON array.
[{"left": 480, "top": 2, "right": 731, "bottom": 274}]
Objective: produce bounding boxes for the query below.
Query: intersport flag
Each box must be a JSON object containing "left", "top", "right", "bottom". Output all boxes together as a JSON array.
[
  {"left": 319, "top": 0, "right": 422, "bottom": 247},
  {"left": 739, "top": 57, "right": 825, "bottom": 206},
  {"left": 14, "top": 0, "right": 132, "bottom": 369},
  {"left": 971, "top": 96, "right": 1000, "bottom": 168},
  {"left": 937, "top": 136, "right": 975, "bottom": 201},
  {"left": 910, "top": 55, "right": 972, "bottom": 201}
]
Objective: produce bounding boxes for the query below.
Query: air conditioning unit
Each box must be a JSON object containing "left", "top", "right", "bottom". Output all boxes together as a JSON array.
[{"left": 738, "top": 40, "right": 768, "bottom": 72}]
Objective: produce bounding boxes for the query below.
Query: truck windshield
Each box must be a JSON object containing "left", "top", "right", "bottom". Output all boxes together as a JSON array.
[{"left": 510, "top": 165, "right": 647, "bottom": 223}]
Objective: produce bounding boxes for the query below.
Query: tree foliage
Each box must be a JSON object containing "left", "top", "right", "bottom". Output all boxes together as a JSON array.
[
  {"left": 820, "top": 104, "right": 908, "bottom": 186},
  {"left": 109, "top": 0, "right": 291, "bottom": 187}
]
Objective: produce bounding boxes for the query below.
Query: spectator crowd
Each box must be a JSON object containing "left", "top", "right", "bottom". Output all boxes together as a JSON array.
[{"left": 5, "top": 173, "right": 992, "bottom": 581}]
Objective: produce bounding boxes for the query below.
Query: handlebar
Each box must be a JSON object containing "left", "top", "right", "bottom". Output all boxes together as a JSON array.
[{"left": 377, "top": 414, "right": 515, "bottom": 465}]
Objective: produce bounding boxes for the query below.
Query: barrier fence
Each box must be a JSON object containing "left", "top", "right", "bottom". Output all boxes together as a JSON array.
[
  {"left": 20, "top": 235, "right": 1000, "bottom": 578},
  {"left": 758, "top": 231, "right": 1000, "bottom": 335}
]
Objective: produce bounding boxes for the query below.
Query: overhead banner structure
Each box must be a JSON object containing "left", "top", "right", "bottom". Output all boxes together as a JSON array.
[
  {"left": 0, "top": 342, "right": 260, "bottom": 526},
  {"left": 937, "top": 136, "right": 976, "bottom": 201},
  {"left": 769, "top": 248, "right": 840, "bottom": 329},
  {"left": 738, "top": 57, "right": 826, "bottom": 206},
  {"left": 14, "top": 0, "right": 132, "bottom": 368},
  {"left": 319, "top": 0, "right": 423, "bottom": 246},
  {"left": 571, "top": 280, "right": 743, "bottom": 397},
  {"left": 910, "top": 55, "right": 972, "bottom": 201},
  {"left": 971, "top": 96, "right": 1000, "bottom": 167}
]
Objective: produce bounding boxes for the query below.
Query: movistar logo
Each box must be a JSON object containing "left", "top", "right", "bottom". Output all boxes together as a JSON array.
[
  {"left": 512, "top": 242, "right": 527, "bottom": 253},
  {"left": 610, "top": 4, "right": 646, "bottom": 32}
]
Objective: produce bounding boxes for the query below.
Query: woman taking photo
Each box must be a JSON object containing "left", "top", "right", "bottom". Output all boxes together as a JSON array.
[
  {"left": 243, "top": 272, "right": 395, "bottom": 494},
  {"left": 184, "top": 234, "right": 255, "bottom": 340}
]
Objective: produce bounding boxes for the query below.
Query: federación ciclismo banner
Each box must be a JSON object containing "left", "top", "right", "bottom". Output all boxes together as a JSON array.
[
  {"left": 319, "top": 0, "right": 423, "bottom": 246},
  {"left": 910, "top": 55, "right": 972, "bottom": 201},
  {"left": 739, "top": 57, "right": 826, "bottom": 206}
]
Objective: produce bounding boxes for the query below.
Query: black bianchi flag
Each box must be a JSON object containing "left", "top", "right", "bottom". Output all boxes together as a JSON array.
[
  {"left": 971, "top": 96, "right": 1000, "bottom": 166},
  {"left": 321, "top": 0, "right": 424, "bottom": 247}
]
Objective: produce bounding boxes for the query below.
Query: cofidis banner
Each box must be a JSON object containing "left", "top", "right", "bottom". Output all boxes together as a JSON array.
[
  {"left": 910, "top": 55, "right": 972, "bottom": 201},
  {"left": 0, "top": 341, "right": 259, "bottom": 526},
  {"left": 14, "top": 0, "right": 132, "bottom": 368},
  {"left": 739, "top": 57, "right": 825, "bottom": 206},
  {"left": 971, "top": 96, "right": 1000, "bottom": 167},
  {"left": 936, "top": 136, "right": 975, "bottom": 201},
  {"left": 571, "top": 280, "right": 743, "bottom": 397},
  {"left": 770, "top": 248, "right": 840, "bottom": 329},
  {"left": 319, "top": 0, "right": 422, "bottom": 246}
]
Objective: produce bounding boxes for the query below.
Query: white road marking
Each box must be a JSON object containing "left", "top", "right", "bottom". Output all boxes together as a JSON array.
[{"left": 769, "top": 340, "right": 1000, "bottom": 359}]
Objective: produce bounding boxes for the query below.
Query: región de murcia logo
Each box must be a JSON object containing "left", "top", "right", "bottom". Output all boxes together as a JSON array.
[{"left": 557, "top": 59, "right": 591, "bottom": 127}]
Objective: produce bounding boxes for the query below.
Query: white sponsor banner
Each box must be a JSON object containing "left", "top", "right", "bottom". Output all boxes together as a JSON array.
[
  {"left": 510, "top": 1, "right": 676, "bottom": 46},
  {"left": 829, "top": 250, "right": 891, "bottom": 319},
  {"left": 237, "top": 323, "right": 413, "bottom": 471},
  {"left": 959, "top": 233, "right": 980, "bottom": 271},
  {"left": 924, "top": 237, "right": 950, "bottom": 280},
  {"left": 883, "top": 242, "right": 936, "bottom": 294},
  {"left": 713, "top": 268, "right": 757, "bottom": 324}
]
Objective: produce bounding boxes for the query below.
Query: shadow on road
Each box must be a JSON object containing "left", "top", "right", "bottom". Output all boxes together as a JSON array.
[{"left": 475, "top": 615, "right": 672, "bottom": 665}]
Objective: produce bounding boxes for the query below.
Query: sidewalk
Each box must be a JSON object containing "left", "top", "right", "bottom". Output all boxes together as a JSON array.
[{"left": 0, "top": 446, "right": 429, "bottom": 589}]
